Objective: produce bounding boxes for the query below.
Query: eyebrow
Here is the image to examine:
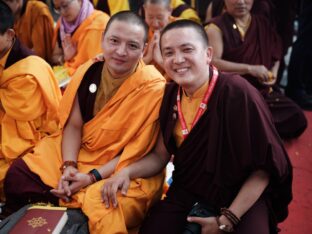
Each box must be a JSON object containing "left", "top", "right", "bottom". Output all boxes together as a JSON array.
[
  {"left": 109, "top": 35, "right": 141, "bottom": 45},
  {"left": 162, "top": 43, "right": 194, "bottom": 50}
]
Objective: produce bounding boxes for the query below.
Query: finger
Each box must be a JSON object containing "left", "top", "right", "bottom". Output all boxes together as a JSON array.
[
  {"left": 110, "top": 183, "right": 119, "bottom": 208},
  {"left": 62, "top": 179, "right": 71, "bottom": 197},
  {"left": 50, "top": 189, "right": 67, "bottom": 199},
  {"left": 102, "top": 184, "right": 110, "bottom": 208},
  {"left": 63, "top": 174, "right": 79, "bottom": 182},
  {"left": 121, "top": 180, "right": 130, "bottom": 196},
  {"left": 187, "top": 216, "right": 206, "bottom": 225}
]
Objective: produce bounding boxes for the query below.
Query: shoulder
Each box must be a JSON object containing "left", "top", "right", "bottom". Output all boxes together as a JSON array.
[
  {"left": 217, "top": 72, "right": 265, "bottom": 105},
  {"left": 90, "top": 10, "right": 110, "bottom": 23}
]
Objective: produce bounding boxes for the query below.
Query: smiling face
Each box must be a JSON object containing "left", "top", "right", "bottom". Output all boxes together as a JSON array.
[
  {"left": 144, "top": 2, "right": 171, "bottom": 32},
  {"left": 160, "top": 26, "right": 212, "bottom": 92},
  {"left": 101, "top": 20, "right": 146, "bottom": 79},
  {"left": 53, "top": 0, "right": 82, "bottom": 23}
]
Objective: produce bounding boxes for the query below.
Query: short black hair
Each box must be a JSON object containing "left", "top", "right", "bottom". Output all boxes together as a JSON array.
[
  {"left": 160, "top": 19, "right": 209, "bottom": 49},
  {"left": 0, "top": 0, "right": 14, "bottom": 35},
  {"left": 103, "top": 11, "right": 149, "bottom": 43}
]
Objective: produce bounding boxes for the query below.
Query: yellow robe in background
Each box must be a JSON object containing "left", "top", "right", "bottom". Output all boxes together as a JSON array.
[
  {"left": 14, "top": 0, "right": 54, "bottom": 61},
  {"left": 0, "top": 56, "right": 62, "bottom": 193},
  {"left": 171, "top": 0, "right": 200, "bottom": 23},
  {"left": 23, "top": 58, "right": 166, "bottom": 233},
  {"left": 53, "top": 10, "right": 110, "bottom": 76}
]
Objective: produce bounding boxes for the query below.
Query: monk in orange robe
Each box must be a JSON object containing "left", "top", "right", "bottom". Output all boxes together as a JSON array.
[
  {"left": 143, "top": 0, "right": 178, "bottom": 79},
  {"left": 4, "top": 11, "right": 166, "bottom": 233},
  {"left": 93, "top": 0, "right": 200, "bottom": 23},
  {"left": 50, "top": 0, "right": 110, "bottom": 77},
  {"left": 0, "top": 2, "right": 62, "bottom": 199},
  {"left": 3, "top": 0, "right": 54, "bottom": 62}
]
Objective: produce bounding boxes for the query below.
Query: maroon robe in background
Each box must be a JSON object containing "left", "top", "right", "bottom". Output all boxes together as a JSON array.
[
  {"left": 209, "top": 13, "right": 307, "bottom": 139},
  {"left": 140, "top": 72, "right": 292, "bottom": 234}
]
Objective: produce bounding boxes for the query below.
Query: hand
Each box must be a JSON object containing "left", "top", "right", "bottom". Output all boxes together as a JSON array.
[
  {"left": 187, "top": 217, "right": 223, "bottom": 234},
  {"left": 101, "top": 168, "right": 131, "bottom": 208},
  {"left": 152, "top": 31, "right": 163, "bottom": 68},
  {"left": 247, "top": 65, "right": 270, "bottom": 84},
  {"left": 62, "top": 34, "right": 77, "bottom": 61},
  {"left": 143, "top": 38, "right": 156, "bottom": 64},
  {"left": 261, "top": 71, "right": 277, "bottom": 86},
  {"left": 187, "top": 216, "right": 222, "bottom": 234},
  {"left": 50, "top": 166, "right": 78, "bottom": 200}
]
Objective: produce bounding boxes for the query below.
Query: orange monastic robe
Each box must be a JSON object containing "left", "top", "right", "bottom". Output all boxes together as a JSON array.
[
  {"left": 0, "top": 56, "right": 62, "bottom": 187},
  {"left": 53, "top": 11, "right": 110, "bottom": 76},
  {"left": 23, "top": 58, "right": 166, "bottom": 233},
  {"left": 14, "top": 0, "right": 54, "bottom": 61}
]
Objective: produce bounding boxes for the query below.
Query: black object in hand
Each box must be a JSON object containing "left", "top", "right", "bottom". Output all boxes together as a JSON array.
[{"left": 183, "top": 202, "right": 217, "bottom": 234}]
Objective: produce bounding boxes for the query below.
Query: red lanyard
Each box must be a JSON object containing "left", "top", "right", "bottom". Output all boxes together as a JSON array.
[{"left": 177, "top": 66, "right": 219, "bottom": 139}]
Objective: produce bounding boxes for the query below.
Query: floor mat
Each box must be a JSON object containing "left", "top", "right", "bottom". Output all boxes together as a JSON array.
[{"left": 279, "top": 111, "right": 312, "bottom": 233}]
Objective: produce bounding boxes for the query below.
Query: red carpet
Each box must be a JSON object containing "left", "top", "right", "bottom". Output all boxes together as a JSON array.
[{"left": 279, "top": 111, "right": 312, "bottom": 233}]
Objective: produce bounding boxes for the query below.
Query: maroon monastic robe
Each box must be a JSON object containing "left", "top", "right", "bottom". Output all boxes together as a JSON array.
[
  {"left": 210, "top": 13, "right": 307, "bottom": 139},
  {"left": 140, "top": 72, "right": 292, "bottom": 234}
]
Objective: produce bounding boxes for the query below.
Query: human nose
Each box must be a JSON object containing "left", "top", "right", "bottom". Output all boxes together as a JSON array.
[
  {"left": 116, "top": 43, "right": 127, "bottom": 56},
  {"left": 173, "top": 52, "right": 185, "bottom": 64},
  {"left": 151, "top": 20, "right": 159, "bottom": 29}
]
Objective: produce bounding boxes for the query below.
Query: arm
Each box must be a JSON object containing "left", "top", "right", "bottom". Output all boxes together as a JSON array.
[
  {"left": 101, "top": 133, "right": 171, "bottom": 207},
  {"left": 188, "top": 170, "right": 270, "bottom": 234},
  {"left": 206, "top": 25, "right": 270, "bottom": 82},
  {"left": 52, "top": 95, "right": 83, "bottom": 198}
]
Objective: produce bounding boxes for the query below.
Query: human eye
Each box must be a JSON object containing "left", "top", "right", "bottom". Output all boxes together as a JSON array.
[
  {"left": 109, "top": 38, "right": 118, "bottom": 44},
  {"left": 157, "top": 15, "right": 164, "bottom": 20},
  {"left": 183, "top": 47, "right": 194, "bottom": 53},
  {"left": 61, "top": 2, "right": 69, "bottom": 9},
  {"left": 163, "top": 50, "right": 173, "bottom": 57},
  {"left": 129, "top": 43, "right": 140, "bottom": 50}
]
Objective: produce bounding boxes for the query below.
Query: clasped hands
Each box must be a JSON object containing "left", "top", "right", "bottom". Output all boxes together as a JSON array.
[
  {"left": 248, "top": 65, "right": 277, "bottom": 86},
  {"left": 50, "top": 166, "right": 92, "bottom": 202},
  {"left": 50, "top": 167, "right": 132, "bottom": 208},
  {"left": 62, "top": 34, "right": 77, "bottom": 61},
  {"left": 143, "top": 30, "right": 163, "bottom": 67}
]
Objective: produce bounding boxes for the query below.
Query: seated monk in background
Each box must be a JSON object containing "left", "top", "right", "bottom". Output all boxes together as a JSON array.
[
  {"left": 92, "top": 0, "right": 200, "bottom": 23},
  {"left": 0, "top": 1, "right": 62, "bottom": 200},
  {"left": 4, "top": 11, "right": 166, "bottom": 233},
  {"left": 142, "top": 0, "right": 178, "bottom": 77},
  {"left": 3, "top": 0, "right": 54, "bottom": 62},
  {"left": 205, "top": 0, "right": 307, "bottom": 139},
  {"left": 50, "top": 0, "right": 110, "bottom": 78}
]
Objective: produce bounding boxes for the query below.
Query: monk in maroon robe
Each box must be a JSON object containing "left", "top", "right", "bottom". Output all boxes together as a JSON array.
[{"left": 206, "top": 0, "right": 307, "bottom": 139}]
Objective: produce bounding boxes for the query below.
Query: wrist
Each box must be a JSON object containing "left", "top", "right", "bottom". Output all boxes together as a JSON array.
[
  {"left": 60, "top": 160, "right": 77, "bottom": 173},
  {"left": 216, "top": 215, "right": 234, "bottom": 233}
]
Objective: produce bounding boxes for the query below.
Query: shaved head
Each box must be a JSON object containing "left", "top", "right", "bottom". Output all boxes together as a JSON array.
[
  {"left": 104, "top": 11, "right": 149, "bottom": 43},
  {"left": 144, "top": 0, "right": 170, "bottom": 8}
]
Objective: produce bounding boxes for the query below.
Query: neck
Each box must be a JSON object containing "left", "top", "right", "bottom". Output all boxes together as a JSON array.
[
  {"left": 106, "top": 63, "right": 138, "bottom": 80},
  {"left": 235, "top": 13, "right": 251, "bottom": 28},
  {"left": 183, "top": 76, "right": 209, "bottom": 97},
  {"left": 0, "top": 39, "right": 14, "bottom": 60}
]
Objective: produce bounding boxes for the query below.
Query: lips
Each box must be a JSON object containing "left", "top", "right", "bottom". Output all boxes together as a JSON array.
[
  {"left": 173, "top": 67, "right": 190, "bottom": 75},
  {"left": 112, "top": 57, "right": 126, "bottom": 64}
]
